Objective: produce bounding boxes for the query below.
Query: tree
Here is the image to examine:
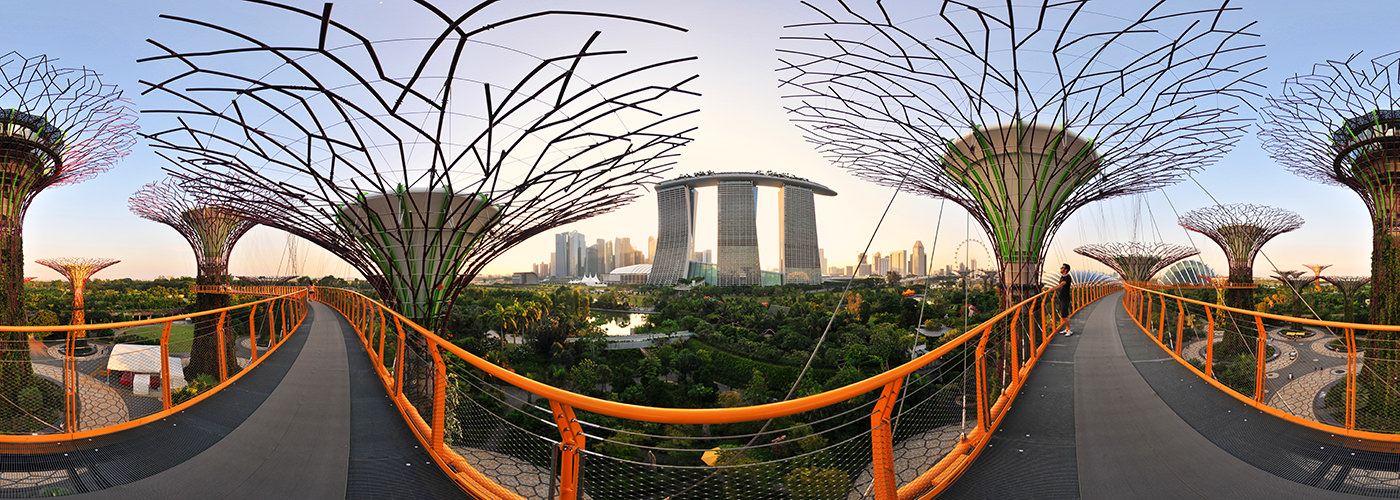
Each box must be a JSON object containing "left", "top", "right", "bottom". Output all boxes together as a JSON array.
[{"left": 885, "top": 271, "right": 902, "bottom": 287}]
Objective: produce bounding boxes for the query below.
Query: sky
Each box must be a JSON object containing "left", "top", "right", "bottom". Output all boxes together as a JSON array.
[{"left": 0, "top": 0, "right": 1394, "bottom": 281}]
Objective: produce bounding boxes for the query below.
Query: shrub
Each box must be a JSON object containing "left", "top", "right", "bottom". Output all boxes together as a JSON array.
[
  {"left": 171, "top": 373, "right": 218, "bottom": 405},
  {"left": 785, "top": 467, "right": 852, "bottom": 500}
]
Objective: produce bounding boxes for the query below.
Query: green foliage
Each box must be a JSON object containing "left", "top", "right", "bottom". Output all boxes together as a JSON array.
[
  {"left": 785, "top": 467, "right": 852, "bottom": 500},
  {"left": 171, "top": 373, "right": 219, "bottom": 405},
  {"left": 16, "top": 386, "right": 42, "bottom": 412},
  {"left": 1214, "top": 354, "right": 1256, "bottom": 396}
]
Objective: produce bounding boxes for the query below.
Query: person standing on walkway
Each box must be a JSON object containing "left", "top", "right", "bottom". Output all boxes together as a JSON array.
[{"left": 1057, "top": 263, "right": 1074, "bottom": 336}]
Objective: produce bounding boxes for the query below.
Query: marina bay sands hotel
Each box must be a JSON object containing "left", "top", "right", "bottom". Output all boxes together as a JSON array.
[{"left": 648, "top": 172, "right": 836, "bottom": 286}]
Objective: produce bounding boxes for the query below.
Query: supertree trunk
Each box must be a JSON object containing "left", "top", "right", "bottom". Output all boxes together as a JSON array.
[
  {"left": 1367, "top": 228, "right": 1400, "bottom": 408},
  {"left": 0, "top": 228, "right": 31, "bottom": 398},
  {"left": 187, "top": 266, "right": 236, "bottom": 380},
  {"left": 1218, "top": 264, "right": 1255, "bottom": 358}
]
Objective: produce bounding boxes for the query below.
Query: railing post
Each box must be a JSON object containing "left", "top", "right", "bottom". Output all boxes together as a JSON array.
[
  {"left": 1254, "top": 316, "right": 1267, "bottom": 402},
  {"left": 217, "top": 310, "right": 229, "bottom": 382},
  {"left": 1158, "top": 295, "right": 1167, "bottom": 342},
  {"left": 430, "top": 342, "right": 447, "bottom": 454},
  {"left": 975, "top": 337, "right": 988, "bottom": 432},
  {"left": 249, "top": 304, "right": 259, "bottom": 362},
  {"left": 394, "top": 319, "right": 407, "bottom": 395},
  {"left": 1008, "top": 307, "right": 1022, "bottom": 380},
  {"left": 1346, "top": 327, "right": 1357, "bottom": 430},
  {"left": 268, "top": 300, "right": 277, "bottom": 346},
  {"left": 1175, "top": 298, "right": 1185, "bottom": 357},
  {"left": 550, "top": 401, "right": 586, "bottom": 500},
  {"left": 870, "top": 379, "right": 904, "bottom": 500},
  {"left": 65, "top": 331, "right": 76, "bottom": 432},
  {"left": 160, "top": 321, "right": 173, "bottom": 409},
  {"left": 1204, "top": 307, "right": 1215, "bottom": 377}
]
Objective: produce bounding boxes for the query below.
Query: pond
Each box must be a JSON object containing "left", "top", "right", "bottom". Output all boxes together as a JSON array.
[{"left": 591, "top": 311, "right": 649, "bottom": 336}]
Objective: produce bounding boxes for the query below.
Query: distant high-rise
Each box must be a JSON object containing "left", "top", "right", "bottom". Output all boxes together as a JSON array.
[
  {"left": 567, "top": 230, "right": 585, "bottom": 277},
  {"left": 648, "top": 185, "right": 696, "bottom": 284},
  {"left": 912, "top": 240, "right": 927, "bottom": 276},
  {"left": 889, "top": 249, "right": 908, "bottom": 275},
  {"left": 615, "top": 237, "right": 634, "bottom": 267},
  {"left": 553, "top": 233, "right": 568, "bottom": 278},
  {"left": 717, "top": 180, "right": 760, "bottom": 286},
  {"left": 819, "top": 248, "right": 828, "bottom": 278},
  {"left": 649, "top": 172, "right": 835, "bottom": 285}
]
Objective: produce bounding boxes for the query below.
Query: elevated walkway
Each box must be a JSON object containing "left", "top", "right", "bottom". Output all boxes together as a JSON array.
[
  {"left": 0, "top": 302, "right": 462, "bottom": 499},
  {"left": 944, "top": 292, "right": 1393, "bottom": 499}
]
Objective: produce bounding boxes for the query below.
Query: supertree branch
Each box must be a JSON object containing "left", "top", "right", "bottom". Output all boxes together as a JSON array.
[
  {"left": 35, "top": 257, "right": 119, "bottom": 327},
  {"left": 1259, "top": 52, "right": 1400, "bottom": 231},
  {"left": 1271, "top": 269, "right": 1318, "bottom": 295},
  {"left": 777, "top": 0, "right": 1263, "bottom": 306},
  {"left": 140, "top": 1, "right": 698, "bottom": 330},
  {"left": 129, "top": 179, "right": 256, "bottom": 278},
  {"left": 1073, "top": 242, "right": 1201, "bottom": 283},
  {"left": 1178, "top": 203, "right": 1304, "bottom": 281}
]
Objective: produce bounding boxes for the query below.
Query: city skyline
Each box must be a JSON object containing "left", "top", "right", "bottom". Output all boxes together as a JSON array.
[{"left": 0, "top": 1, "right": 1393, "bottom": 281}]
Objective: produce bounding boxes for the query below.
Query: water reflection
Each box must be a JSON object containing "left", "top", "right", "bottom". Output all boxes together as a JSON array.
[{"left": 591, "top": 312, "right": 647, "bottom": 336}]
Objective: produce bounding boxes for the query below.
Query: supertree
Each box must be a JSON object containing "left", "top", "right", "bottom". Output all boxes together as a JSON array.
[
  {"left": 35, "top": 258, "right": 120, "bottom": 353},
  {"left": 1270, "top": 270, "right": 1318, "bottom": 318},
  {"left": 1257, "top": 51, "right": 1400, "bottom": 409},
  {"left": 1304, "top": 263, "right": 1333, "bottom": 292},
  {"left": 778, "top": 0, "right": 1263, "bottom": 309},
  {"left": 1073, "top": 242, "right": 1201, "bottom": 284},
  {"left": 0, "top": 52, "right": 135, "bottom": 396},
  {"left": 129, "top": 179, "right": 256, "bottom": 379},
  {"left": 140, "top": 1, "right": 698, "bottom": 335},
  {"left": 1179, "top": 203, "right": 1303, "bottom": 356},
  {"left": 1323, "top": 275, "right": 1372, "bottom": 323}
]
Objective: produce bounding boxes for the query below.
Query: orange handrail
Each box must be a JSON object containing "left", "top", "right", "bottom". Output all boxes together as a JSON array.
[
  {"left": 0, "top": 287, "right": 308, "bottom": 447},
  {"left": 319, "top": 281, "right": 1120, "bottom": 499},
  {"left": 1123, "top": 283, "right": 1400, "bottom": 445}
]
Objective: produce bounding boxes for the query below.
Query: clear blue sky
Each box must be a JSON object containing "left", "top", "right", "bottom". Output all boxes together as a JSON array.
[{"left": 0, "top": 0, "right": 1393, "bottom": 280}]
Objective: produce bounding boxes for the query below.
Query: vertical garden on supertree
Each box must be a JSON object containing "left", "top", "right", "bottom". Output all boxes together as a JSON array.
[
  {"left": 1072, "top": 242, "right": 1200, "bottom": 284},
  {"left": 1258, "top": 52, "right": 1400, "bottom": 418},
  {"left": 0, "top": 53, "right": 135, "bottom": 397},
  {"left": 139, "top": 1, "right": 697, "bottom": 336},
  {"left": 778, "top": 0, "right": 1263, "bottom": 309},
  {"left": 1179, "top": 203, "right": 1303, "bottom": 357},
  {"left": 130, "top": 179, "right": 255, "bottom": 379},
  {"left": 35, "top": 257, "right": 120, "bottom": 354}
]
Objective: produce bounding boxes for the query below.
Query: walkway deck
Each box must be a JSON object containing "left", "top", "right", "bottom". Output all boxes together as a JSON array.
[
  {"left": 942, "top": 292, "right": 1397, "bottom": 499},
  {"left": 0, "top": 302, "right": 464, "bottom": 499}
]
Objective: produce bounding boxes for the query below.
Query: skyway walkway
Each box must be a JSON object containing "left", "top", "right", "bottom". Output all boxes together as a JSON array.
[
  {"left": 943, "top": 292, "right": 1396, "bottom": 499},
  {"left": 8, "top": 301, "right": 464, "bottom": 499}
]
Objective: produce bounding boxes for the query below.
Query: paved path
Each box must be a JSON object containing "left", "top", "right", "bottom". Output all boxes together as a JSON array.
[{"left": 31, "top": 364, "right": 129, "bottom": 431}]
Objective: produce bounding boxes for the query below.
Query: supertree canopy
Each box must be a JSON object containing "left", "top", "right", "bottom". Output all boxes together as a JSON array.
[
  {"left": 1179, "top": 203, "right": 1303, "bottom": 355},
  {"left": 129, "top": 179, "right": 256, "bottom": 378},
  {"left": 1270, "top": 269, "right": 1318, "bottom": 318},
  {"left": 1073, "top": 242, "right": 1201, "bottom": 284},
  {"left": 36, "top": 257, "right": 119, "bottom": 331},
  {"left": 1324, "top": 275, "right": 1372, "bottom": 323},
  {"left": 0, "top": 52, "right": 135, "bottom": 398},
  {"left": 778, "top": 0, "right": 1263, "bottom": 307},
  {"left": 141, "top": 1, "right": 698, "bottom": 332}
]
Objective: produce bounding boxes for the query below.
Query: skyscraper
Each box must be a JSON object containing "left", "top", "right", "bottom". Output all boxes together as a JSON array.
[
  {"left": 648, "top": 186, "right": 696, "bottom": 284},
  {"left": 912, "top": 240, "right": 927, "bottom": 276},
  {"left": 717, "top": 180, "right": 760, "bottom": 286},
  {"left": 889, "top": 249, "right": 908, "bottom": 275},
  {"left": 779, "top": 184, "right": 821, "bottom": 284}
]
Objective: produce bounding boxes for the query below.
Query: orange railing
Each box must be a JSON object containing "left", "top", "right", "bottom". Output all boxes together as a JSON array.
[
  {"left": 0, "top": 287, "right": 307, "bottom": 446},
  {"left": 319, "top": 281, "right": 1118, "bottom": 499},
  {"left": 1124, "top": 283, "right": 1400, "bottom": 442}
]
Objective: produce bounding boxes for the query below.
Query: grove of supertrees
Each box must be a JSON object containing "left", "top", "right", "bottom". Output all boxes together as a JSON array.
[
  {"left": 1072, "top": 242, "right": 1201, "bottom": 284},
  {"left": 129, "top": 179, "right": 256, "bottom": 379},
  {"left": 139, "top": 1, "right": 698, "bottom": 335},
  {"left": 1270, "top": 270, "right": 1318, "bottom": 319},
  {"left": 778, "top": 0, "right": 1263, "bottom": 309},
  {"left": 1323, "top": 276, "right": 1372, "bottom": 323},
  {"left": 1257, "top": 51, "right": 1400, "bottom": 415},
  {"left": 35, "top": 257, "right": 120, "bottom": 353},
  {"left": 0, "top": 52, "right": 136, "bottom": 397},
  {"left": 1178, "top": 203, "right": 1304, "bottom": 356}
]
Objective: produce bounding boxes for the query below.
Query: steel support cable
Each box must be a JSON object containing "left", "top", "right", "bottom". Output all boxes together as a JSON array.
[{"left": 663, "top": 150, "right": 919, "bottom": 499}]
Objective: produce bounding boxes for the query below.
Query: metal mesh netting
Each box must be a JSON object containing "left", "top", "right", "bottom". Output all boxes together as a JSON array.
[
  {"left": 430, "top": 329, "right": 985, "bottom": 499},
  {"left": 1127, "top": 286, "right": 1400, "bottom": 435}
]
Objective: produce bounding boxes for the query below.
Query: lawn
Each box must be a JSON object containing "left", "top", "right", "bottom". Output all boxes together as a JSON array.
[{"left": 120, "top": 324, "right": 196, "bottom": 352}]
